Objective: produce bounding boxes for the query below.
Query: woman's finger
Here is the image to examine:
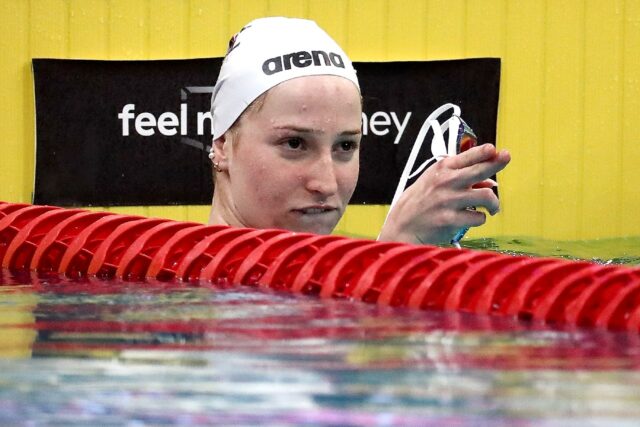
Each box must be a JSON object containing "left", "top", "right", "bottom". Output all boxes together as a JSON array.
[
  {"left": 454, "top": 208, "right": 488, "bottom": 229},
  {"left": 471, "top": 178, "right": 498, "bottom": 189},
  {"left": 452, "top": 150, "right": 510, "bottom": 189},
  {"left": 446, "top": 144, "right": 498, "bottom": 169},
  {"left": 452, "top": 187, "right": 500, "bottom": 215}
]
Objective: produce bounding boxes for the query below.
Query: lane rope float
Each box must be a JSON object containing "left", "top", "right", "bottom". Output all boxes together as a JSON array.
[{"left": 1, "top": 202, "right": 639, "bottom": 332}]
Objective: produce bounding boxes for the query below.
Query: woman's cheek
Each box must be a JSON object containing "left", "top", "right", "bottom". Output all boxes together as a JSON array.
[
  {"left": 339, "top": 160, "right": 360, "bottom": 201},
  {"left": 249, "top": 161, "right": 290, "bottom": 205}
]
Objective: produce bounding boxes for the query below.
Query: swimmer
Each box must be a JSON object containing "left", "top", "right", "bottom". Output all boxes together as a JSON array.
[{"left": 208, "top": 17, "right": 510, "bottom": 245}]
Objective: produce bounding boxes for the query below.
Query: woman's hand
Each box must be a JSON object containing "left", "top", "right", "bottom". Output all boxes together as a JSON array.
[{"left": 378, "top": 144, "right": 511, "bottom": 245}]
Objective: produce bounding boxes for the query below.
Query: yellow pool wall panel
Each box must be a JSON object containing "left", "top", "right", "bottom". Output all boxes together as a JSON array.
[{"left": 1, "top": 0, "right": 638, "bottom": 240}]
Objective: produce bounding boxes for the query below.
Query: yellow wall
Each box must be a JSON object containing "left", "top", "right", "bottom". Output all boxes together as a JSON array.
[{"left": 1, "top": 0, "right": 638, "bottom": 240}]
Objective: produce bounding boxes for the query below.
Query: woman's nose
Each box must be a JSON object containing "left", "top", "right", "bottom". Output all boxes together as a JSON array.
[{"left": 305, "top": 154, "right": 339, "bottom": 196}]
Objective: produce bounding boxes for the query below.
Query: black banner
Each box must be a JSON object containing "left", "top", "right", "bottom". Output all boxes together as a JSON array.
[{"left": 33, "top": 58, "right": 500, "bottom": 206}]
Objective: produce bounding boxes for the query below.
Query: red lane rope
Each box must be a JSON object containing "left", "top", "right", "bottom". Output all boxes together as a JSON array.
[
  {"left": 1, "top": 202, "right": 639, "bottom": 332},
  {"left": 233, "top": 231, "right": 313, "bottom": 286},
  {"left": 116, "top": 221, "right": 201, "bottom": 281},
  {"left": 2, "top": 208, "right": 86, "bottom": 271},
  {"left": 350, "top": 245, "right": 427, "bottom": 303},
  {"left": 258, "top": 234, "right": 344, "bottom": 291},
  {"left": 31, "top": 211, "right": 114, "bottom": 274}
]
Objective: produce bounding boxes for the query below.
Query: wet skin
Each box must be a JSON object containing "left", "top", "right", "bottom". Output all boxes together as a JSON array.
[
  {"left": 210, "top": 75, "right": 511, "bottom": 244},
  {"left": 209, "top": 75, "right": 362, "bottom": 235}
]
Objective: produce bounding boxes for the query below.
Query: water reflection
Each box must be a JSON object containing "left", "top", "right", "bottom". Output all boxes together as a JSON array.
[{"left": 1, "top": 269, "right": 640, "bottom": 425}]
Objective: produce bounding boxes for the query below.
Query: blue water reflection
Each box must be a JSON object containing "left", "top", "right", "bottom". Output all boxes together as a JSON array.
[{"left": 1, "top": 235, "right": 640, "bottom": 426}]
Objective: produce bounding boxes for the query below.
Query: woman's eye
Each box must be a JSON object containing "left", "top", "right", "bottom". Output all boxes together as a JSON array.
[
  {"left": 284, "top": 137, "right": 303, "bottom": 150},
  {"left": 338, "top": 140, "right": 358, "bottom": 152}
]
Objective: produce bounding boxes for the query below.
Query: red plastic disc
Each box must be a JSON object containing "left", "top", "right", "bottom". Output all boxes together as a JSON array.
[
  {"left": 532, "top": 264, "right": 619, "bottom": 326},
  {"left": 259, "top": 235, "right": 346, "bottom": 290},
  {"left": 174, "top": 227, "right": 251, "bottom": 282},
  {"left": 198, "top": 228, "right": 287, "bottom": 286},
  {"left": 595, "top": 272, "right": 640, "bottom": 330},
  {"left": 30, "top": 211, "right": 113, "bottom": 274},
  {"left": 0, "top": 205, "right": 59, "bottom": 263},
  {"left": 376, "top": 247, "right": 460, "bottom": 307},
  {"left": 349, "top": 245, "right": 427, "bottom": 303},
  {"left": 58, "top": 214, "right": 142, "bottom": 278},
  {"left": 473, "top": 258, "right": 557, "bottom": 315},
  {"left": 289, "top": 238, "right": 374, "bottom": 295},
  {"left": 116, "top": 221, "right": 202, "bottom": 281},
  {"left": 443, "top": 255, "right": 525, "bottom": 312},
  {"left": 146, "top": 225, "right": 228, "bottom": 281},
  {"left": 232, "top": 232, "right": 314, "bottom": 286},
  {"left": 502, "top": 260, "right": 592, "bottom": 320},
  {"left": 407, "top": 251, "right": 495, "bottom": 310},
  {"left": 2, "top": 208, "right": 86, "bottom": 270},
  {"left": 561, "top": 268, "right": 636, "bottom": 328},
  {"left": 624, "top": 271, "right": 640, "bottom": 332},
  {"left": 0, "top": 203, "right": 31, "bottom": 220},
  {"left": 320, "top": 241, "right": 402, "bottom": 299},
  {"left": 87, "top": 217, "right": 170, "bottom": 279}
]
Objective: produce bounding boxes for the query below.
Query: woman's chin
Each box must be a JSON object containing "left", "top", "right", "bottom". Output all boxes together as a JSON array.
[{"left": 281, "top": 211, "right": 340, "bottom": 235}]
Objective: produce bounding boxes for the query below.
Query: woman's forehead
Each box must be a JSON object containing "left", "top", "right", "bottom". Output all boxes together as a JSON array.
[
  {"left": 270, "top": 74, "right": 359, "bottom": 95},
  {"left": 259, "top": 75, "right": 361, "bottom": 117}
]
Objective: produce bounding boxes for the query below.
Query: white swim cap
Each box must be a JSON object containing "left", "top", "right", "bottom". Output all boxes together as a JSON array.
[{"left": 210, "top": 17, "right": 360, "bottom": 139}]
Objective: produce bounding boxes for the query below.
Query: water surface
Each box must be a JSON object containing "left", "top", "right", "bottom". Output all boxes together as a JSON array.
[{"left": 1, "top": 236, "right": 639, "bottom": 426}]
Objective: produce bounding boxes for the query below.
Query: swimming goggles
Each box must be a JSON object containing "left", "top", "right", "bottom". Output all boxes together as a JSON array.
[{"left": 381, "top": 103, "right": 478, "bottom": 248}]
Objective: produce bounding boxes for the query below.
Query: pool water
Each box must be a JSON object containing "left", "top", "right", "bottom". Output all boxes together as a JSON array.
[
  {"left": 463, "top": 236, "right": 640, "bottom": 266},
  {"left": 0, "top": 236, "right": 639, "bottom": 426}
]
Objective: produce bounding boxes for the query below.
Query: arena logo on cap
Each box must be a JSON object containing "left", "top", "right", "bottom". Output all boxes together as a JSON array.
[{"left": 262, "top": 50, "right": 345, "bottom": 75}]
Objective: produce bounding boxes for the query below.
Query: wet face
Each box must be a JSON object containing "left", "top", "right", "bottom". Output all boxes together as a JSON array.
[{"left": 219, "top": 75, "right": 362, "bottom": 234}]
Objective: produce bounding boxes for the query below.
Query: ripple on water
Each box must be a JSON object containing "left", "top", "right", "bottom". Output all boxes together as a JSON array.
[{"left": 0, "top": 235, "right": 639, "bottom": 425}]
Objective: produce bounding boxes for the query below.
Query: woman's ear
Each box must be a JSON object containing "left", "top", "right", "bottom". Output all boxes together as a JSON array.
[{"left": 212, "top": 133, "right": 231, "bottom": 172}]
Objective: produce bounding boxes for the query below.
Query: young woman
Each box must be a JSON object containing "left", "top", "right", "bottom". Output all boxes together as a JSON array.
[{"left": 208, "top": 17, "right": 510, "bottom": 245}]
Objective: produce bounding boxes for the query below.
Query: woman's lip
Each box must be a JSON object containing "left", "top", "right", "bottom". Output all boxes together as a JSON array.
[{"left": 292, "top": 206, "right": 338, "bottom": 214}]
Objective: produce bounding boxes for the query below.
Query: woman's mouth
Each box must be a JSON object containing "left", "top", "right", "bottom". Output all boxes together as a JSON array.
[
  {"left": 289, "top": 206, "right": 341, "bottom": 234},
  {"left": 293, "top": 207, "right": 337, "bottom": 215}
]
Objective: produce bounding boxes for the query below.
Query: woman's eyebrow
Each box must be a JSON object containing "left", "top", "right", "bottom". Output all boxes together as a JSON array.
[
  {"left": 272, "top": 125, "right": 317, "bottom": 134},
  {"left": 272, "top": 125, "right": 361, "bottom": 136}
]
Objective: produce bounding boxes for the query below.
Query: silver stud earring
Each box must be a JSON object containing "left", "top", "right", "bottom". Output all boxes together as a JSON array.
[{"left": 209, "top": 148, "right": 222, "bottom": 172}]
